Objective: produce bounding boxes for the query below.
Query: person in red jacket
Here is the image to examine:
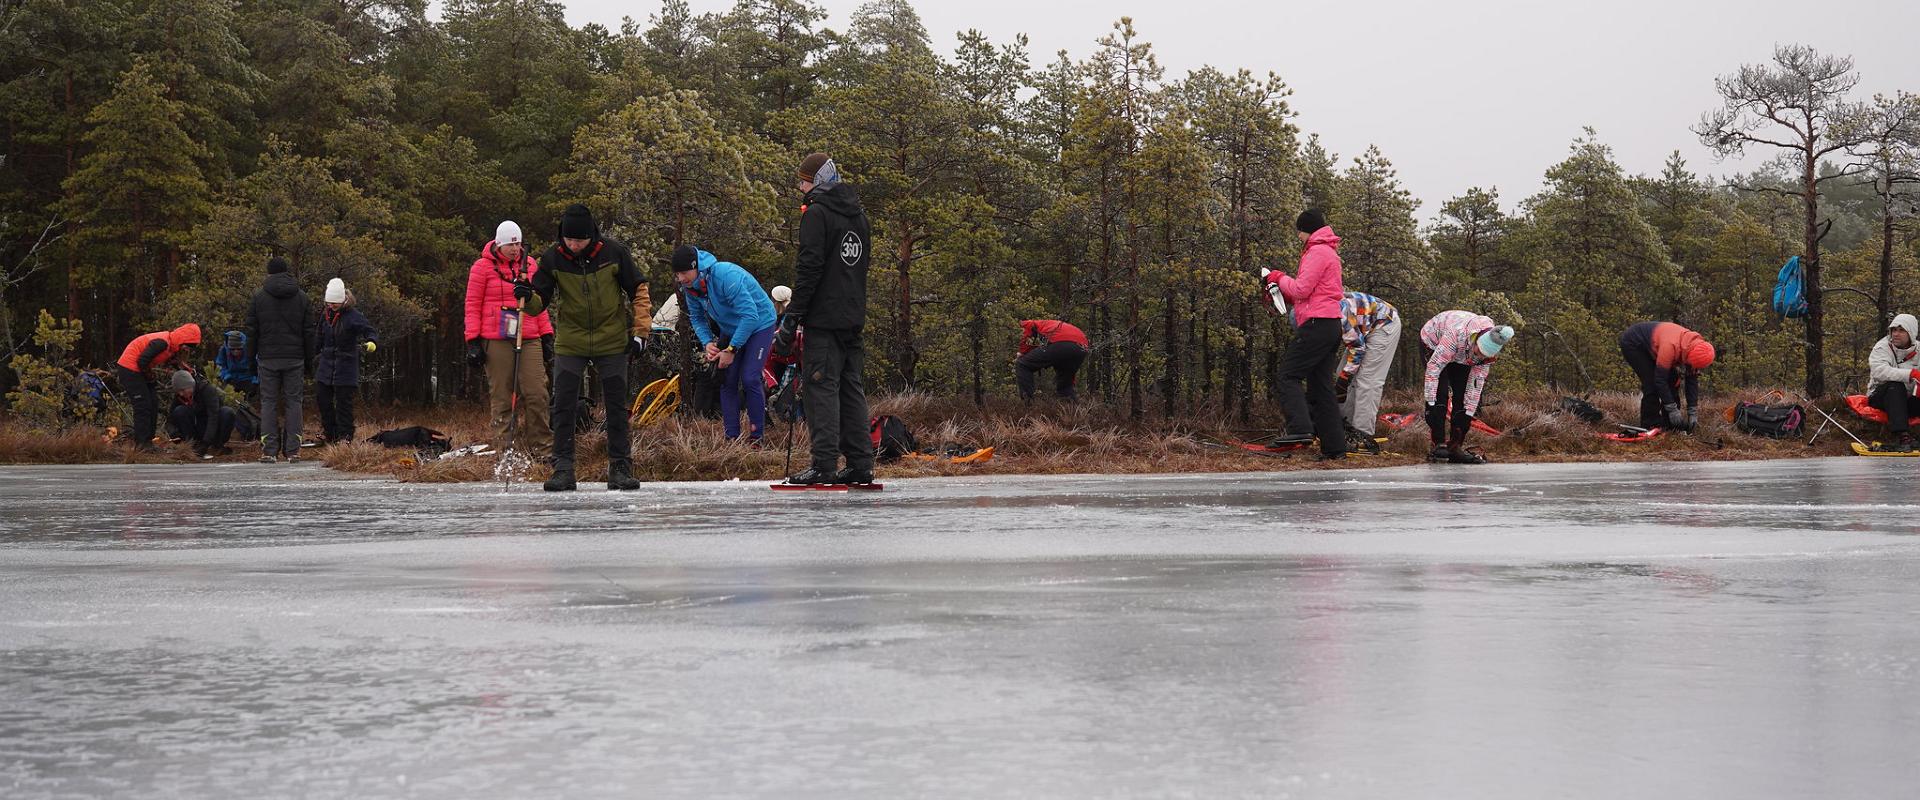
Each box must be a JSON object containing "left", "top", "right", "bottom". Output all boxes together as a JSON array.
[
  {"left": 1263, "top": 209, "right": 1347, "bottom": 459},
  {"left": 464, "top": 221, "right": 553, "bottom": 457},
  {"left": 114, "top": 323, "right": 201, "bottom": 451},
  {"left": 1015, "top": 319, "right": 1088, "bottom": 402},
  {"left": 1618, "top": 321, "right": 1715, "bottom": 431}
]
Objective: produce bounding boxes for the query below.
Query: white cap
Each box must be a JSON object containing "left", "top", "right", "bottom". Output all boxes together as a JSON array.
[
  {"left": 325, "top": 278, "right": 347, "bottom": 304},
  {"left": 495, "top": 220, "right": 523, "bottom": 246},
  {"left": 771, "top": 285, "right": 792, "bottom": 303}
]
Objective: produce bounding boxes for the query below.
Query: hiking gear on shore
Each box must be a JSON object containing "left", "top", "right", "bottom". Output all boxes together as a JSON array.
[
  {"left": 1852, "top": 441, "right": 1920, "bottom": 457},
  {"left": 1773, "top": 256, "right": 1808, "bottom": 318},
  {"left": 543, "top": 469, "right": 576, "bottom": 492},
  {"left": 1733, "top": 399, "right": 1805, "bottom": 439}
]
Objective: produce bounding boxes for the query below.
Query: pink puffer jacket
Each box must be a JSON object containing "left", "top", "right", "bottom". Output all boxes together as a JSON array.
[
  {"left": 464, "top": 242, "right": 554, "bottom": 341},
  {"left": 1266, "top": 227, "right": 1344, "bottom": 323}
]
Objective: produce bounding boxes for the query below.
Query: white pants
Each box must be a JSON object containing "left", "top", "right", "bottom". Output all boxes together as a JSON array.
[{"left": 1341, "top": 318, "right": 1400, "bottom": 435}]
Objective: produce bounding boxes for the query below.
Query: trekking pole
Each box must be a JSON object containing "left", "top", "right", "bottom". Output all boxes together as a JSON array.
[
  {"left": 1798, "top": 393, "right": 1869, "bottom": 448},
  {"left": 503, "top": 298, "right": 526, "bottom": 491},
  {"left": 781, "top": 370, "right": 797, "bottom": 476}
]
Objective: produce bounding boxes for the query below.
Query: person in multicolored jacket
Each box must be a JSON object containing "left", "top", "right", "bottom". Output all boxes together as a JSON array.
[
  {"left": 1335, "top": 291, "right": 1400, "bottom": 452},
  {"left": 1420, "top": 310, "right": 1514, "bottom": 464}
]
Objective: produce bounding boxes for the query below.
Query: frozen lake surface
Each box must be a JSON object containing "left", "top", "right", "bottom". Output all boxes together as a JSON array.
[{"left": 2, "top": 459, "right": 1917, "bottom": 798}]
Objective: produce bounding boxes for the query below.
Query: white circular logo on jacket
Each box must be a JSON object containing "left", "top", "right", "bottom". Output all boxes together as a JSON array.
[{"left": 839, "top": 232, "right": 864, "bottom": 266}]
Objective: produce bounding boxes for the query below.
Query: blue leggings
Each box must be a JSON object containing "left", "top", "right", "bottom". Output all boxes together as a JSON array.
[{"left": 719, "top": 325, "right": 777, "bottom": 439}]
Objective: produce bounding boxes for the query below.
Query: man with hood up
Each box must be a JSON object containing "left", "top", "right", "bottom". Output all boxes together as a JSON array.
[
  {"left": 1618, "top": 321, "right": 1716, "bottom": 432},
  {"left": 672, "top": 244, "right": 778, "bottom": 443},
  {"left": 772, "top": 152, "right": 875, "bottom": 486},
  {"left": 313, "top": 278, "right": 379, "bottom": 445},
  {"left": 1866, "top": 314, "right": 1920, "bottom": 451},
  {"left": 519, "top": 203, "right": 647, "bottom": 492},
  {"left": 114, "top": 323, "right": 202, "bottom": 451},
  {"left": 246, "top": 256, "right": 315, "bottom": 463}
]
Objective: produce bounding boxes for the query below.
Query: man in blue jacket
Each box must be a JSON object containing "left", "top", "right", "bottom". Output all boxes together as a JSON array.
[{"left": 673, "top": 244, "right": 778, "bottom": 443}]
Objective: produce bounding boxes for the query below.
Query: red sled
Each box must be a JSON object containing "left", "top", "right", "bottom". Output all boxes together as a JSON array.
[
  {"left": 1598, "top": 428, "right": 1663, "bottom": 443},
  {"left": 770, "top": 483, "right": 885, "bottom": 492},
  {"left": 1844, "top": 394, "right": 1920, "bottom": 427},
  {"left": 1379, "top": 412, "right": 1501, "bottom": 437}
]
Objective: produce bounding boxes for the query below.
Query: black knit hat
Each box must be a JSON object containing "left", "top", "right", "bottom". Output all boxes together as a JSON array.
[
  {"left": 671, "top": 244, "right": 699, "bottom": 273},
  {"left": 560, "top": 204, "right": 595, "bottom": 240},
  {"left": 1296, "top": 209, "right": 1327, "bottom": 234},
  {"left": 266, "top": 256, "right": 289, "bottom": 274}
]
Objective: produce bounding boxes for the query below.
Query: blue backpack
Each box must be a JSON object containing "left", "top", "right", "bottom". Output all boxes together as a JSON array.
[{"left": 1773, "top": 256, "right": 1808, "bottom": 318}]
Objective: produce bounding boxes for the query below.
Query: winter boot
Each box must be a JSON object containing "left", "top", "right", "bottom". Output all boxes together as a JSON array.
[
  {"left": 1427, "top": 440, "right": 1450, "bottom": 462},
  {"left": 1273, "top": 431, "right": 1314, "bottom": 446},
  {"left": 1445, "top": 432, "right": 1486, "bottom": 464},
  {"left": 784, "top": 466, "right": 837, "bottom": 485},
  {"left": 607, "top": 461, "right": 640, "bottom": 491},
  {"left": 544, "top": 468, "right": 577, "bottom": 492},
  {"left": 833, "top": 466, "right": 875, "bottom": 485}
]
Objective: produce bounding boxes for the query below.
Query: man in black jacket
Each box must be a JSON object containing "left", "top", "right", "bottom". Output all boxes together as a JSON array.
[
  {"left": 246, "top": 256, "right": 315, "bottom": 463},
  {"left": 166, "top": 370, "right": 236, "bottom": 458},
  {"left": 773, "top": 153, "right": 875, "bottom": 485}
]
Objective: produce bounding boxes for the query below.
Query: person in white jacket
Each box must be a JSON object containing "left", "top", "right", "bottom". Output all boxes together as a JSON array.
[{"left": 1866, "top": 313, "right": 1920, "bottom": 450}]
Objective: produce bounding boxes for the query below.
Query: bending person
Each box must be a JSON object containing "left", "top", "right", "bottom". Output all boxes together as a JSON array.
[
  {"left": 1014, "top": 319, "right": 1088, "bottom": 402},
  {"left": 673, "top": 244, "right": 778, "bottom": 444},
  {"left": 1618, "top": 321, "right": 1715, "bottom": 431},
  {"left": 1336, "top": 291, "right": 1400, "bottom": 453},
  {"left": 1421, "top": 310, "right": 1513, "bottom": 464}
]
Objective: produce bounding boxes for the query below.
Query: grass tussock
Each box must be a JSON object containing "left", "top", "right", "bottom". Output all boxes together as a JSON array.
[{"left": 0, "top": 387, "right": 1873, "bottom": 481}]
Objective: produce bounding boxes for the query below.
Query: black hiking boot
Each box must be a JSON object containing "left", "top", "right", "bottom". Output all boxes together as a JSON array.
[
  {"left": 1427, "top": 443, "right": 1450, "bottom": 462},
  {"left": 833, "top": 466, "right": 875, "bottom": 485},
  {"left": 544, "top": 469, "right": 577, "bottom": 492},
  {"left": 784, "top": 466, "right": 837, "bottom": 486},
  {"left": 1272, "top": 431, "right": 1314, "bottom": 446},
  {"left": 607, "top": 462, "right": 640, "bottom": 491},
  {"left": 1448, "top": 447, "right": 1488, "bottom": 465}
]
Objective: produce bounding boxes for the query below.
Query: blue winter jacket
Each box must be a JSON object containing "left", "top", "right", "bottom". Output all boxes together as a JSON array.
[
  {"left": 314, "top": 305, "right": 379, "bottom": 387},
  {"left": 682, "top": 249, "right": 778, "bottom": 349}
]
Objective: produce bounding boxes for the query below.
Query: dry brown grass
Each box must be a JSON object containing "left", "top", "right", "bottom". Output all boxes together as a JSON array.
[{"left": 0, "top": 387, "right": 1871, "bottom": 480}]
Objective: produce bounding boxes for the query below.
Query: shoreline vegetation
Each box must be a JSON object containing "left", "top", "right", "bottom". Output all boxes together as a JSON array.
[{"left": 0, "top": 389, "right": 1859, "bottom": 483}]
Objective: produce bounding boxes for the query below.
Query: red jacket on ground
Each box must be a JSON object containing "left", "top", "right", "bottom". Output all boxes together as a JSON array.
[
  {"left": 1018, "top": 320, "right": 1087, "bottom": 355},
  {"left": 464, "top": 242, "right": 554, "bottom": 341}
]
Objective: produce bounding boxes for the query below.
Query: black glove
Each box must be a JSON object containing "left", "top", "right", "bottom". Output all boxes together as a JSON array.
[
  {"left": 1663, "top": 402, "right": 1685, "bottom": 429},
  {"left": 540, "top": 333, "right": 554, "bottom": 363},
  {"left": 772, "top": 318, "right": 798, "bottom": 358},
  {"left": 512, "top": 279, "right": 535, "bottom": 304},
  {"left": 1334, "top": 373, "right": 1352, "bottom": 403},
  {"left": 465, "top": 339, "right": 484, "bottom": 368},
  {"left": 628, "top": 335, "right": 647, "bottom": 358}
]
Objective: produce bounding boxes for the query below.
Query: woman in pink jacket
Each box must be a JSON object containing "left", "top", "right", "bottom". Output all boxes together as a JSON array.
[
  {"left": 465, "top": 221, "right": 554, "bottom": 457},
  {"left": 1263, "top": 210, "right": 1348, "bottom": 459}
]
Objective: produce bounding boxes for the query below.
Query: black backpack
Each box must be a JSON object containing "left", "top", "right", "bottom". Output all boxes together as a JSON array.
[
  {"left": 370, "top": 425, "right": 453, "bottom": 457},
  {"left": 868, "top": 415, "right": 918, "bottom": 463},
  {"left": 1734, "top": 401, "right": 1804, "bottom": 439}
]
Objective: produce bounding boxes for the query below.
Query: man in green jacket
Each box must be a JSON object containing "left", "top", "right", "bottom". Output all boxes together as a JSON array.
[{"left": 518, "top": 204, "right": 647, "bottom": 491}]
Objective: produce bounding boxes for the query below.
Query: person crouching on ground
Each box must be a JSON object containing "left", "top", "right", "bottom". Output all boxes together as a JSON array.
[
  {"left": 215, "top": 330, "right": 258, "bottom": 402},
  {"left": 465, "top": 220, "right": 554, "bottom": 459},
  {"left": 314, "top": 279, "right": 379, "bottom": 445},
  {"left": 1866, "top": 314, "right": 1920, "bottom": 451},
  {"left": 672, "top": 243, "right": 778, "bottom": 444},
  {"left": 1335, "top": 291, "right": 1401, "bottom": 454},
  {"left": 1617, "top": 321, "right": 1714, "bottom": 432},
  {"left": 1263, "top": 209, "right": 1347, "bottom": 460},
  {"left": 1421, "top": 310, "right": 1513, "bottom": 464},
  {"left": 520, "top": 203, "right": 647, "bottom": 492},
  {"left": 1014, "top": 319, "right": 1089, "bottom": 403},
  {"left": 166, "top": 370, "right": 236, "bottom": 458},
  {"left": 114, "top": 323, "right": 202, "bottom": 451}
]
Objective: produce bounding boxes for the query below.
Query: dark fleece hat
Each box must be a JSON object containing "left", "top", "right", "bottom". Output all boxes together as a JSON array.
[
  {"left": 797, "top": 152, "right": 831, "bottom": 180},
  {"left": 1296, "top": 209, "right": 1328, "bottom": 234},
  {"left": 560, "top": 204, "right": 595, "bottom": 240},
  {"left": 266, "top": 256, "right": 289, "bottom": 274},
  {"left": 671, "top": 244, "right": 699, "bottom": 273}
]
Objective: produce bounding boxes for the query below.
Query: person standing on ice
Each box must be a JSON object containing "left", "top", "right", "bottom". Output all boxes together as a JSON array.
[
  {"left": 465, "top": 221, "right": 554, "bottom": 459},
  {"left": 672, "top": 243, "right": 778, "bottom": 445},
  {"left": 1263, "top": 209, "right": 1348, "bottom": 460},
  {"left": 1421, "top": 310, "right": 1513, "bottom": 464},
  {"left": 1618, "top": 321, "right": 1714, "bottom": 433},
  {"left": 519, "top": 203, "right": 647, "bottom": 492},
  {"left": 246, "top": 255, "right": 313, "bottom": 463},
  {"left": 773, "top": 152, "right": 875, "bottom": 486},
  {"left": 313, "top": 278, "right": 379, "bottom": 445},
  {"left": 1334, "top": 290, "right": 1400, "bottom": 453},
  {"left": 1864, "top": 314, "right": 1920, "bottom": 451}
]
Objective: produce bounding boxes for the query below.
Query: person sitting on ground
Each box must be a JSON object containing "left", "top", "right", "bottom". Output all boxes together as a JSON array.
[
  {"left": 672, "top": 243, "right": 778, "bottom": 444},
  {"left": 1866, "top": 313, "right": 1920, "bottom": 451},
  {"left": 313, "top": 279, "right": 379, "bottom": 445},
  {"left": 1421, "top": 310, "right": 1513, "bottom": 464},
  {"left": 1618, "top": 321, "right": 1715, "bottom": 432},
  {"left": 165, "top": 370, "right": 236, "bottom": 458},
  {"left": 1014, "top": 319, "right": 1089, "bottom": 403},
  {"left": 113, "top": 323, "right": 202, "bottom": 452},
  {"left": 215, "top": 330, "right": 258, "bottom": 402},
  {"left": 1335, "top": 290, "right": 1401, "bottom": 453}
]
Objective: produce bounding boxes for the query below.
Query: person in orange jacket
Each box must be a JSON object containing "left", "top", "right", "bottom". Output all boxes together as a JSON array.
[
  {"left": 114, "top": 323, "right": 202, "bottom": 451},
  {"left": 1014, "top": 319, "right": 1089, "bottom": 402},
  {"left": 1618, "top": 321, "right": 1715, "bottom": 431}
]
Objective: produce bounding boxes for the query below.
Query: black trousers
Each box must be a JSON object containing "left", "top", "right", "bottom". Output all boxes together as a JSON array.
[
  {"left": 801, "top": 327, "right": 874, "bottom": 473},
  {"left": 1015, "top": 342, "right": 1087, "bottom": 400},
  {"left": 1276, "top": 317, "right": 1346, "bottom": 456},
  {"left": 1620, "top": 337, "right": 1667, "bottom": 429},
  {"left": 315, "top": 382, "right": 357, "bottom": 443},
  {"left": 1869, "top": 382, "right": 1915, "bottom": 435},
  {"left": 1425, "top": 362, "right": 1473, "bottom": 443},
  {"left": 114, "top": 366, "right": 158, "bottom": 448},
  {"left": 168, "top": 404, "right": 235, "bottom": 451},
  {"left": 551, "top": 353, "right": 630, "bottom": 472}
]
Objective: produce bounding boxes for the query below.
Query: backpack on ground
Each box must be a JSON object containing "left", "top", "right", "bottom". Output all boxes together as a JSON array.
[
  {"left": 370, "top": 425, "right": 452, "bottom": 457},
  {"left": 1558, "top": 395, "right": 1605, "bottom": 424},
  {"left": 1773, "top": 256, "right": 1809, "bottom": 319},
  {"left": 869, "top": 415, "right": 918, "bottom": 463},
  {"left": 1734, "top": 400, "right": 1804, "bottom": 439}
]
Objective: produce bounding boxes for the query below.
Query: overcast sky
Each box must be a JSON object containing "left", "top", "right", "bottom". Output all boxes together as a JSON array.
[{"left": 545, "top": 0, "right": 1920, "bottom": 219}]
